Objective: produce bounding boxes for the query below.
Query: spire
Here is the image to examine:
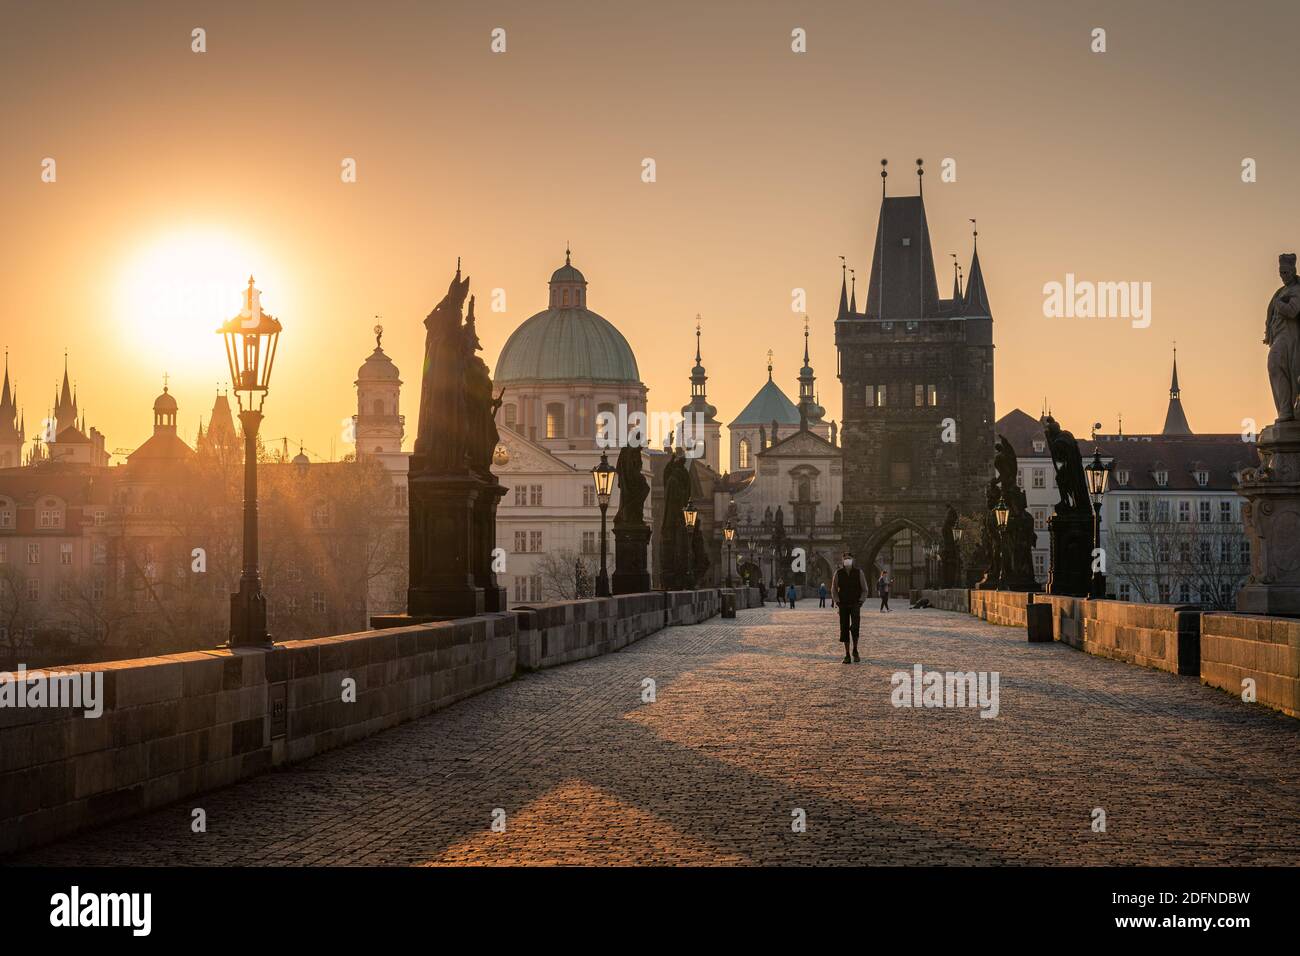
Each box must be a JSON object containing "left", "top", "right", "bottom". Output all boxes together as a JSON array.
[
  {"left": 766, "top": 349, "right": 774, "bottom": 382},
  {"left": 837, "top": 257, "right": 848, "bottom": 319},
  {"left": 796, "top": 316, "right": 824, "bottom": 428},
  {"left": 683, "top": 314, "right": 717, "bottom": 422},
  {"left": 849, "top": 269, "right": 857, "bottom": 313},
  {"left": 963, "top": 227, "right": 991, "bottom": 318},
  {"left": 864, "top": 170, "right": 940, "bottom": 320},
  {"left": 950, "top": 253, "right": 960, "bottom": 300},
  {"left": 1161, "top": 343, "right": 1192, "bottom": 435}
]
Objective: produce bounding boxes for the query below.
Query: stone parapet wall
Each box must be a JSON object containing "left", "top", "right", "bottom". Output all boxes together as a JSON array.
[
  {"left": 0, "top": 588, "right": 731, "bottom": 857},
  {"left": 1201, "top": 613, "right": 1300, "bottom": 718},
  {"left": 916, "top": 589, "right": 971, "bottom": 613},
  {"left": 969, "top": 589, "right": 1032, "bottom": 628}
]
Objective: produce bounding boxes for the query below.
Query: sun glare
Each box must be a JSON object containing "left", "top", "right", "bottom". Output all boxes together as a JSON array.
[{"left": 116, "top": 229, "right": 284, "bottom": 382}]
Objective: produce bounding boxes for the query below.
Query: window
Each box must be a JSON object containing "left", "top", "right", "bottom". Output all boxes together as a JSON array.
[
  {"left": 1033, "top": 552, "right": 1046, "bottom": 576},
  {"left": 0, "top": 542, "right": 5, "bottom": 564},
  {"left": 1241, "top": 539, "right": 1251, "bottom": 563},
  {"left": 285, "top": 596, "right": 299, "bottom": 615},
  {"left": 545, "top": 403, "right": 565, "bottom": 439},
  {"left": 1220, "top": 500, "right": 1232, "bottom": 523},
  {"left": 311, "top": 503, "right": 330, "bottom": 527},
  {"left": 1194, "top": 470, "right": 1209, "bottom": 487},
  {"left": 1032, "top": 439, "right": 1046, "bottom": 454},
  {"left": 513, "top": 531, "right": 527, "bottom": 552},
  {"left": 513, "top": 576, "right": 528, "bottom": 601},
  {"left": 1220, "top": 539, "right": 1232, "bottom": 563},
  {"left": 1118, "top": 540, "right": 1131, "bottom": 563},
  {"left": 738, "top": 438, "right": 751, "bottom": 469},
  {"left": 26, "top": 577, "right": 38, "bottom": 600},
  {"left": 1118, "top": 500, "right": 1131, "bottom": 522},
  {"left": 1179, "top": 541, "right": 1192, "bottom": 563},
  {"left": 530, "top": 485, "right": 543, "bottom": 506},
  {"left": 312, "top": 591, "right": 327, "bottom": 613},
  {"left": 1138, "top": 500, "right": 1151, "bottom": 523},
  {"left": 92, "top": 577, "right": 104, "bottom": 601},
  {"left": 92, "top": 542, "right": 106, "bottom": 565},
  {"left": 1115, "top": 469, "right": 1129, "bottom": 487},
  {"left": 0, "top": 501, "right": 12, "bottom": 528},
  {"left": 1154, "top": 470, "right": 1168, "bottom": 487},
  {"left": 528, "top": 531, "right": 542, "bottom": 552},
  {"left": 1155, "top": 500, "right": 1169, "bottom": 522},
  {"left": 39, "top": 508, "right": 61, "bottom": 528},
  {"left": 1118, "top": 583, "right": 1131, "bottom": 601},
  {"left": 515, "top": 485, "right": 527, "bottom": 506},
  {"left": 58, "top": 579, "right": 72, "bottom": 601},
  {"left": 1158, "top": 541, "right": 1170, "bottom": 563},
  {"left": 581, "top": 531, "right": 598, "bottom": 554},
  {"left": 1032, "top": 508, "right": 1046, "bottom": 530},
  {"left": 926, "top": 384, "right": 938, "bottom": 407},
  {"left": 1199, "top": 500, "right": 1211, "bottom": 523},
  {"left": 27, "top": 543, "right": 40, "bottom": 565},
  {"left": 60, "top": 543, "right": 72, "bottom": 566},
  {"left": 1016, "top": 469, "right": 1024, "bottom": 488},
  {"left": 93, "top": 509, "right": 105, "bottom": 527},
  {"left": 529, "top": 575, "right": 542, "bottom": 602},
  {"left": 1199, "top": 540, "right": 1211, "bottom": 563},
  {"left": 582, "top": 485, "right": 595, "bottom": 507},
  {"left": 1178, "top": 501, "right": 1190, "bottom": 522},
  {"left": 1220, "top": 583, "right": 1233, "bottom": 605},
  {"left": 1158, "top": 582, "right": 1171, "bottom": 603},
  {"left": 874, "top": 385, "right": 887, "bottom": 407},
  {"left": 1178, "top": 583, "right": 1191, "bottom": 603},
  {"left": 914, "top": 384, "right": 924, "bottom": 407},
  {"left": 504, "top": 404, "right": 517, "bottom": 429},
  {"left": 1032, "top": 468, "right": 1046, "bottom": 489}
]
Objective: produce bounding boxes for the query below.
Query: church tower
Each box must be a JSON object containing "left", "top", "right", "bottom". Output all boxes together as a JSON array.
[
  {"left": 680, "top": 317, "right": 721, "bottom": 472},
  {"left": 1160, "top": 346, "right": 1193, "bottom": 436},
  {"left": 354, "top": 323, "right": 408, "bottom": 478},
  {"left": 834, "top": 165, "right": 995, "bottom": 575},
  {"left": 0, "top": 354, "right": 23, "bottom": 469}
]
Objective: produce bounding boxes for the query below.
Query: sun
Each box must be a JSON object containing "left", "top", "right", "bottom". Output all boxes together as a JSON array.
[{"left": 116, "top": 228, "right": 284, "bottom": 382}]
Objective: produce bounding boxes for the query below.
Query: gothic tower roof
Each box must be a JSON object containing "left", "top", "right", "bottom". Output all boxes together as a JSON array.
[{"left": 1161, "top": 347, "right": 1193, "bottom": 436}]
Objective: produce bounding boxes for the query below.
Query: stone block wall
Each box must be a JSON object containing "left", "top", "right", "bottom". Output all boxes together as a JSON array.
[
  {"left": 969, "top": 589, "right": 1032, "bottom": 628},
  {"left": 1201, "top": 613, "right": 1300, "bottom": 717},
  {"left": 0, "top": 587, "right": 735, "bottom": 857},
  {"left": 1079, "top": 600, "right": 1200, "bottom": 676},
  {"left": 916, "top": 588, "right": 971, "bottom": 613}
]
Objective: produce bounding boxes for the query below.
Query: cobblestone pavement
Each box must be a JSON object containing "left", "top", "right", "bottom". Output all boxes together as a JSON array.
[{"left": 12, "top": 604, "right": 1300, "bottom": 865}]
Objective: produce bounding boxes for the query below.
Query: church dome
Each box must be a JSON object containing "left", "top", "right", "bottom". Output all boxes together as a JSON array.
[
  {"left": 358, "top": 349, "right": 400, "bottom": 381},
  {"left": 153, "top": 387, "right": 177, "bottom": 413},
  {"left": 494, "top": 254, "right": 641, "bottom": 385}
]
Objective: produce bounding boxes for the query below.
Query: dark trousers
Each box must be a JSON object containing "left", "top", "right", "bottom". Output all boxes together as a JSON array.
[
  {"left": 838, "top": 604, "right": 861, "bottom": 645},
  {"left": 880, "top": 591, "right": 890, "bottom": 611},
  {"left": 819, "top": 595, "right": 826, "bottom": 607}
]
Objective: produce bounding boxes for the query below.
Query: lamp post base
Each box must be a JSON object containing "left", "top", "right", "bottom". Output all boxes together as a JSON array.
[{"left": 228, "top": 576, "right": 273, "bottom": 649}]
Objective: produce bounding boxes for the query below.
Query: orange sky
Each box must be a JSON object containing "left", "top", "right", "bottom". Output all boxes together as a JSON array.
[{"left": 2, "top": 0, "right": 1296, "bottom": 468}]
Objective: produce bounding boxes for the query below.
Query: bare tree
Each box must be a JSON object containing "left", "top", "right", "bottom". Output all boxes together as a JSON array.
[{"left": 533, "top": 548, "right": 594, "bottom": 601}]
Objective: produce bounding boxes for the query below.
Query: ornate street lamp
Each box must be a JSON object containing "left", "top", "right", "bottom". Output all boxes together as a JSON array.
[
  {"left": 723, "top": 520, "right": 736, "bottom": 588},
  {"left": 1085, "top": 448, "right": 1111, "bottom": 599},
  {"left": 590, "top": 450, "right": 616, "bottom": 597},
  {"left": 993, "top": 497, "right": 1010, "bottom": 591},
  {"left": 953, "top": 524, "right": 964, "bottom": 585},
  {"left": 682, "top": 499, "right": 698, "bottom": 589},
  {"left": 217, "top": 277, "right": 282, "bottom": 649}
]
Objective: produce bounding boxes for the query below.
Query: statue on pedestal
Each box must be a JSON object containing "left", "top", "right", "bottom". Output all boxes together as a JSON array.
[
  {"left": 612, "top": 443, "right": 652, "bottom": 594},
  {"left": 660, "top": 449, "right": 690, "bottom": 590},
  {"left": 1043, "top": 414, "right": 1093, "bottom": 597},
  {"left": 1266, "top": 253, "right": 1300, "bottom": 422}
]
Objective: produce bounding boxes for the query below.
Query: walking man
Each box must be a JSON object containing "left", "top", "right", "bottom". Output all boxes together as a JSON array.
[
  {"left": 818, "top": 582, "right": 828, "bottom": 608},
  {"left": 786, "top": 581, "right": 798, "bottom": 608},
  {"left": 878, "top": 571, "right": 891, "bottom": 612},
  {"left": 831, "top": 551, "right": 869, "bottom": 663}
]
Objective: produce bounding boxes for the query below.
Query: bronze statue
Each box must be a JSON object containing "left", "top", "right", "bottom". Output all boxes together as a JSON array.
[
  {"left": 1043, "top": 415, "right": 1090, "bottom": 514},
  {"left": 1265, "top": 252, "right": 1300, "bottom": 422},
  {"left": 993, "top": 435, "right": 1017, "bottom": 494},
  {"left": 414, "top": 266, "right": 472, "bottom": 474},
  {"left": 614, "top": 443, "right": 649, "bottom": 527},
  {"left": 660, "top": 449, "right": 690, "bottom": 587},
  {"left": 461, "top": 296, "right": 500, "bottom": 478}
]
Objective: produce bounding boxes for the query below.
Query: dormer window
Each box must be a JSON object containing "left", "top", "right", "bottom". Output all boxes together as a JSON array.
[
  {"left": 1194, "top": 469, "right": 1209, "bottom": 486},
  {"left": 1115, "top": 469, "right": 1129, "bottom": 487},
  {"left": 1032, "top": 439, "right": 1045, "bottom": 454},
  {"left": 1154, "top": 470, "right": 1168, "bottom": 487}
]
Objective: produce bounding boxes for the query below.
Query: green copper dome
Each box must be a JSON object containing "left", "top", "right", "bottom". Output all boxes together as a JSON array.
[
  {"left": 495, "top": 308, "right": 641, "bottom": 384},
  {"left": 494, "top": 254, "right": 641, "bottom": 385}
]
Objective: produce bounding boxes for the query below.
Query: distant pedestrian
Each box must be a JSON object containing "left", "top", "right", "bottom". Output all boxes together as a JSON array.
[
  {"left": 786, "top": 583, "right": 798, "bottom": 608},
  {"left": 831, "top": 551, "right": 869, "bottom": 663},
  {"left": 878, "top": 572, "right": 891, "bottom": 612},
  {"left": 818, "top": 582, "right": 828, "bottom": 608},
  {"left": 777, "top": 579, "right": 786, "bottom": 607}
]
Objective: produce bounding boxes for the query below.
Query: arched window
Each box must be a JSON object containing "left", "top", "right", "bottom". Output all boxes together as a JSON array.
[
  {"left": 738, "top": 438, "right": 751, "bottom": 469},
  {"left": 562, "top": 289, "right": 570, "bottom": 307},
  {"left": 503, "top": 404, "right": 517, "bottom": 429},
  {"left": 546, "top": 403, "right": 566, "bottom": 439},
  {"left": 798, "top": 477, "right": 812, "bottom": 502}
]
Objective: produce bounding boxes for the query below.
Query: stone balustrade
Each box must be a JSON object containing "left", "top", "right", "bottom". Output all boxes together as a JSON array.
[{"left": 0, "top": 587, "right": 756, "bottom": 857}]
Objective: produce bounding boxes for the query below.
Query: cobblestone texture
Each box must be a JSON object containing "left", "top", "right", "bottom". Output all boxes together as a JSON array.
[{"left": 10, "top": 605, "right": 1300, "bottom": 865}]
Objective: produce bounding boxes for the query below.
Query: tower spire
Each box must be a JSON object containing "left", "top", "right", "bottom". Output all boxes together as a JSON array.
[
  {"left": 849, "top": 269, "right": 857, "bottom": 313},
  {"left": 838, "top": 256, "right": 848, "bottom": 319},
  {"left": 1160, "top": 342, "right": 1193, "bottom": 435}
]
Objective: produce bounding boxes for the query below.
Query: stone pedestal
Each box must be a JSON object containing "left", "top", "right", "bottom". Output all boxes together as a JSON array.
[
  {"left": 613, "top": 523, "right": 652, "bottom": 595},
  {"left": 475, "top": 479, "right": 508, "bottom": 613},
  {"left": 1236, "top": 420, "right": 1300, "bottom": 616},
  {"left": 404, "top": 466, "right": 484, "bottom": 620},
  {"left": 1047, "top": 511, "right": 1092, "bottom": 597}
]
